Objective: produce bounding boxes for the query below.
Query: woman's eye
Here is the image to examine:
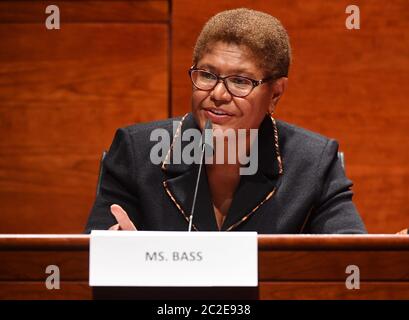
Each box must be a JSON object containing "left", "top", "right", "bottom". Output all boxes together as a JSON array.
[
  {"left": 230, "top": 77, "right": 249, "bottom": 85},
  {"left": 201, "top": 72, "right": 216, "bottom": 80}
]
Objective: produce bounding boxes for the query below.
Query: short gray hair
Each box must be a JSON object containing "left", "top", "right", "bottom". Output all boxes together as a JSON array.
[{"left": 193, "top": 8, "right": 292, "bottom": 78}]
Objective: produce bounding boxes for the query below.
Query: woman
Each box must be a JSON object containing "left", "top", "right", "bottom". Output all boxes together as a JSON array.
[{"left": 85, "top": 8, "right": 366, "bottom": 234}]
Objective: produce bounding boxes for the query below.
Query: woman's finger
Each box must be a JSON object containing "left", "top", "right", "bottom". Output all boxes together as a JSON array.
[{"left": 110, "top": 204, "right": 137, "bottom": 230}]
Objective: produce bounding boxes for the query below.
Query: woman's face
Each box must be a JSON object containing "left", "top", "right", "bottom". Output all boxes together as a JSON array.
[{"left": 191, "top": 41, "right": 287, "bottom": 132}]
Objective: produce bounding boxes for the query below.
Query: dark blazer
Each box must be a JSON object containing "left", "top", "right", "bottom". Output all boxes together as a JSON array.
[{"left": 85, "top": 113, "right": 366, "bottom": 234}]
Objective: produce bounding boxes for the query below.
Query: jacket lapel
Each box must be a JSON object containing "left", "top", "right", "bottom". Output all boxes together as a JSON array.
[
  {"left": 221, "top": 116, "right": 283, "bottom": 231},
  {"left": 162, "top": 113, "right": 283, "bottom": 232}
]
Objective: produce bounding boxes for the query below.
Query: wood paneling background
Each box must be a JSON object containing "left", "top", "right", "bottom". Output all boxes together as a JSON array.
[
  {"left": 172, "top": 0, "right": 409, "bottom": 233},
  {"left": 0, "top": 0, "right": 408, "bottom": 233},
  {"left": 0, "top": 0, "right": 169, "bottom": 233}
]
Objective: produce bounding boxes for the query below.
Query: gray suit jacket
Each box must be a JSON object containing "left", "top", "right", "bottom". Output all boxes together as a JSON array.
[{"left": 85, "top": 113, "right": 366, "bottom": 234}]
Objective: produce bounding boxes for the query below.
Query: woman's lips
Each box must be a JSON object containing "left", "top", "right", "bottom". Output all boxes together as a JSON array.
[{"left": 203, "top": 108, "right": 233, "bottom": 124}]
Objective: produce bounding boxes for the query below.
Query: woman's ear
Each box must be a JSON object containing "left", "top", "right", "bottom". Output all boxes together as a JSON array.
[{"left": 269, "top": 77, "right": 288, "bottom": 113}]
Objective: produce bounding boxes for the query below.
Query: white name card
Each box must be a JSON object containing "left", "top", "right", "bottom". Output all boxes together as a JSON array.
[{"left": 89, "top": 231, "right": 258, "bottom": 287}]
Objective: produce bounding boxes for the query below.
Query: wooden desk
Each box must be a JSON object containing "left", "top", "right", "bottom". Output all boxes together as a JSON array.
[{"left": 1, "top": 235, "right": 408, "bottom": 299}]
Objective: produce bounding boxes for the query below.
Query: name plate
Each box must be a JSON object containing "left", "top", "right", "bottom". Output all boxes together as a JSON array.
[{"left": 89, "top": 231, "right": 258, "bottom": 287}]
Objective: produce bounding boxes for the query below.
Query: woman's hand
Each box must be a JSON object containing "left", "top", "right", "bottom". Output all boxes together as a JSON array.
[{"left": 108, "top": 204, "right": 137, "bottom": 231}]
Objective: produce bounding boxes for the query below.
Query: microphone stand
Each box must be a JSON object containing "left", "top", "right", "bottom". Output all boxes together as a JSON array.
[{"left": 188, "top": 120, "right": 212, "bottom": 232}]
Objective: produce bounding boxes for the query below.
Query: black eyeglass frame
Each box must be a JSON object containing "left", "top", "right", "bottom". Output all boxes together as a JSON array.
[{"left": 188, "top": 66, "right": 275, "bottom": 97}]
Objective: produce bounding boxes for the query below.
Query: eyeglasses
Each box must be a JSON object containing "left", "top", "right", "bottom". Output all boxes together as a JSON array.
[{"left": 188, "top": 67, "right": 274, "bottom": 98}]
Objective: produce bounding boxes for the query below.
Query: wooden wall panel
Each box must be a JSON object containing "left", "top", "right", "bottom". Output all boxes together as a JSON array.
[
  {"left": 0, "top": 0, "right": 168, "bottom": 23},
  {"left": 0, "top": 0, "right": 407, "bottom": 234},
  {"left": 171, "top": 0, "right": 409, "bottom": 233},
  {"left": 0, "top": 1, "right": 169, "bottom": 233}
]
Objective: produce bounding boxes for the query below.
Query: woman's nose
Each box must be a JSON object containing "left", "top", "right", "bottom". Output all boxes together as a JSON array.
[{"left": 210, "top": 80, "right": 232, "bottom": 102}]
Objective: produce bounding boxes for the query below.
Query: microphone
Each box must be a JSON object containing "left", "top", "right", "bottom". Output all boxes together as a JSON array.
[{"left": 188, "top": 119, "right": 213, "bottom": 232}]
